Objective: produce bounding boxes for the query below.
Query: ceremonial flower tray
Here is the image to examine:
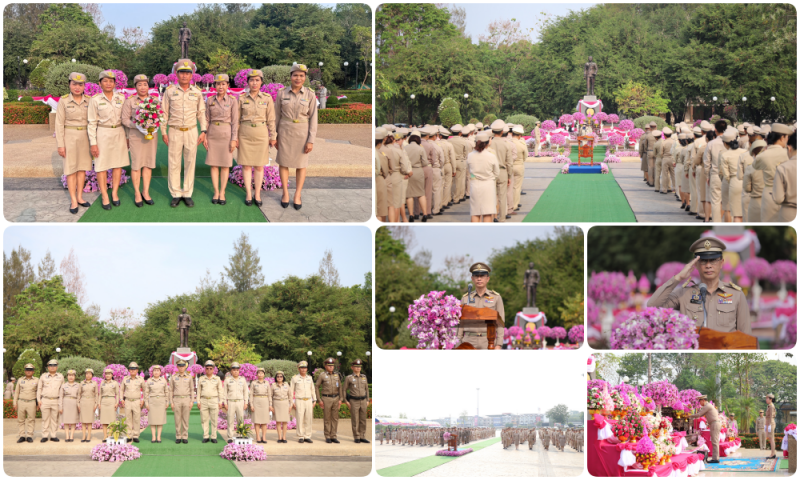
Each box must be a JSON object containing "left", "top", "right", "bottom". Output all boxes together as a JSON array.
[
  {"left": 91, "top": 443, "right": 141, "bottom": 462},
  {"left": 220, "top": 443, "right": 267, "bottom": 462},
  {"left": 234, "top": 437, "right": 253, "bottom": 445},
  {"left": 106, "top": 436, "right": 128, "bottom": 445},
  {"left": 435, "top": 448, "right": 473, "bottom": 457}
]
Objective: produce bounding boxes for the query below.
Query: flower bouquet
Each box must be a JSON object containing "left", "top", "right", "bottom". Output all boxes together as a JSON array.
[
  {"left": 407, "top": 291, "right": 462, "bottom": 349},
  {"left": 587, "top": 386, "right": 605, "bottom": 414},
  {"left": 133, "top": 96, "right": 165, "bottom": 140},
  {"left": 552, "top": 155, "right": 571, "bottom": 164},
  {"left": 612, "top": 419, "right": 632, "bottom": 442},
  {"left": 568, "top": 325, "right": 584, "bottom": 344},
  {"left": 642, "top": 380, "right": 679, "bottom": 410},
  {"left": 443, "top": 432, "right": 452, "bottom": 440},
  {"left": 84, "top": 82, "right": 101, "bottom": 97},
  {"left": 635, "top": 435, "right": 657, "bottom": 469},
  {"left": 610, "top": 389, "right": 626, "bottom": 418},
  {"left": 220, "top": 443, "right": 267, "bottom": 462},
  {"left": 91, "top": 443, "right": 141, "bottom": 462},
  {"left": 541, "top": 120, "right": 557, "bottom": 131}
]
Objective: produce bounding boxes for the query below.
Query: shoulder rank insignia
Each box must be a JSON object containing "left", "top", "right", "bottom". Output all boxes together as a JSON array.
[{"left": 728, "top": 282, "right": 742, "bottom": 291}]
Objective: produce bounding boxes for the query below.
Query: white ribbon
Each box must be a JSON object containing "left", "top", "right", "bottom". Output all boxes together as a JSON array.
[{"left": 618, "top": 449, "right": 636, "bottom": 468}]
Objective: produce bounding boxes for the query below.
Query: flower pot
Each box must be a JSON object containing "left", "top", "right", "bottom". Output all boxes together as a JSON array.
[
  {"left": 145, "top": 127, "right": 155, "bottom": 140},
  {"left": 114, "top": 432, "right": 119, "bottom": 441},
  {"left": 618, "top": 435, "right": 628, "bottom": 442},
  {"left": 234, "top": 437, "right": 253, "bottom": 445}
]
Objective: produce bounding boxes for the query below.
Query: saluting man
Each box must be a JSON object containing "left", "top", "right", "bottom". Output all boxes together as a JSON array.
[
  {"left": 161, "top": 59, "right": 207, "bottom": 208},
  {"left": 120, "top": 362, "right": 146, "bottom": 443},
  {"left": 197, "top": 360, "right": 225, "bottom": 443},
  {"left": 459, "top": 263, "right": 505, "bottom": 349},
  {"left": 291, "top": 361, "right": 316, "bottom": 443},
  {"left": 315, "top": 358, "right": 344, "bottom": 444},
  {"left": 169, "top": 360, "right": 195, "bottom": 444},
  {"left": 344, "top": 359, "right": 370, "bottom": 444},
  {"left": 647, "top": 237, "right": 750, "bottom": 334},
  {"left": 224, "top": 362, "right": 249, "bottom": 443},
  {"left": 14, "top": 364, "right": 39, "bottom": 443},
  {"left": 37, "top": 359, "right": 64, "bottom": 442}
]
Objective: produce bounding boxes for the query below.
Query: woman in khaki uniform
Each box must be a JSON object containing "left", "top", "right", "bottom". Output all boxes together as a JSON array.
[
  {"left": 275, "top": 64, "right": 318, "bottom": 210},
  {"left": 55, "top": 72, "right": 93, "bottom": 214},
  {"left": 144, "top": 365, "right": 169, "bottom": 443},
  {"left": 381, "top": 133, "right": 404, "bottom": 222},
  {"left": 98, "top": 369, "right": 119, "bottom": 439},
  {"left": 374, "top": 133, "right": 389, "bottom": 221},
  {"left": 89, "top": 70, "right": 130, "bottom": 210},
  {"left": 4, "top": 378, "right": 15, "bottom": 400},
  {"left": 249, "top": 368, "right": 271, "bottom": 443},
  {"left": 237, "top": 70, "right": 276, "bottom": 206},
  {"left": 466, "top": 131, "right": 500, "bottom": 223},
  {"left": 121, "top": 75, "right": 160, "bottom": 208},
  {"left": 270, "top": 371, "right": 291, "bottom": 444},
  {"left": 737, "top": 144, "right": 755, "bottom": 222},
  {"left": 743, "top": 141, "right": 767, "bottom": 222},
  {"left": 719, "top": 128, "right": 744, "bottom": 222},
  {"left": 59, "top": 370, "right": 80, "bottom": 442},
  {"left": 203, "top": 74, "right": 239, "bottom": 205},
  {"left": 757, "top": 124, "right": 793, "bottom": 221},
  {"left": 404, "top": 132, "right": 428, "bottom": 222},
  {"left": 77, "top": 368, "right": 98, "bottom": 442}
]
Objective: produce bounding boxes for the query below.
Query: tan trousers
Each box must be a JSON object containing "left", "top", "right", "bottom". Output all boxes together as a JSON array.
[
  {"left": 226, "top": 400, "right": 245, "bottom": 439},
  {"left": 442, "top": 163, "right": 453, "bottom": 205},
  {"left": 167, "top": 126, "right": 199, "bottom": 198},
  {"left": 709, "top": 174, "right": 722, "bottom": 222},
  {"left": 689, "top": 169, "right": 698, "bottom": 213},
  {"left": 16, "top": 399, "right": 36, "bottom": 437},
  {"left": 534, "top": 138, "right": 540, "bottom": 155},
  {"left": 40, "top": 398, "right": 59, "bottom": 438},
  {"left": 295, "top": 399, "right": 313, "bottom": 440},
  {"left": 455, "top": 161, "right": 466, "bottom": 200},
  {"left": 513, "top": 164, "right": 524, "bottom": 210},
  {"left": 710, "top": 420, "right": 720, "bottom": 461},
  {"left": 350, "top": 399, "right": 368, "bottom": 440},
  {"left": 200, "top": 398, "right": 219, "bottom": 439},
  {"left": 506, "top": 167, "right": 515, "bottom": 211},
  {"left": 496, "top": 169, "right": 508, "bottom": 222},
  {"left": 432, "top": 167, "right": 442, "bottom": 214},
  {"left": 759, "top": 430, "right": 766, "bottom": 449},
  {"left": 124, "top": 400, "right": 142, "bottom": 438},
  {"left": 697, "top": 168, "right": 708, "bottom": 202},
  {"left": 648, "top": 155, "right": 655, "bottom": 183},
  {"left": 173, "top": 397, "right": 191, "bottom": 439},
  {"left": 661, "top": 161, "right": 674, "bottom": 193},
  {"left": 322, "top": 396, "right": 340, "bottom": 439},
  {"left": 769, "top": 422, "right": 776, "bottom": 456},
  {"left": 654, "top": 158, "right": 662, "bottom": 190}
]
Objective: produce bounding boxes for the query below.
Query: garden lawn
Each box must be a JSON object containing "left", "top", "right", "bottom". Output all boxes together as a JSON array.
[{"left": 377, "top": 437, "right": 500, "bottom": 477}]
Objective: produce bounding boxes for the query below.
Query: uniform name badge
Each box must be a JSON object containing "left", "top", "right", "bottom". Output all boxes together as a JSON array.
[{"left": 690, "top": 294, "right": 702, "bottom": 304}]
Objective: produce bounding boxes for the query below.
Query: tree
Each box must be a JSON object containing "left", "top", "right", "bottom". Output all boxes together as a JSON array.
[
  {"left": 59, "top": 247, "right": 87, "bottom": 306},
  {"left": 79, "top": 3, "right": 105, "bottom": 27},
  {"left": 36, "top": 249, "right": 57, "bottom": 282},
  {"left": 613, "top": 81, "right": 670, "bottom": 117},
  {"left": 439, "top": 254, "right": 472, "bottom": 285},
  {"left": 205, "top": 335, "right": 262, "bottom": 371},
  {"left": 318, "top": 248, "right": 341, "bottom": 287},
  {"left": 353, "top": 25, "right": 373, "bottom": 89},
  {"left": 547, "top": 404, "right": 569, "bottom": 425},
  {"left": 447, "top": 4, "right": 468, "bottom": 38},
  {"left": 224, "top": 232, "right": 264, "bottom": 292},
  {"left": 120, "top": 26, "right": 147, "bottom": 49},
  {"left": 3, "top": 245, "right": 34, "bottom": 317},
  {"left": 203, "top": 48, "right": 249, "bottom": 78}
]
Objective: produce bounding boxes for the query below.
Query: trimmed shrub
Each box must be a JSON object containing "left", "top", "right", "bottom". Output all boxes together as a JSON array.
[
  {"left": 56, "top": 356, "right": 106, "bottom": 378},
  {"left": 505, "top": 114, "right": 540, "bottom": 134},
  {"left": 438, "top": 97, "right": 459, "bottom": 112},
  {"left": 260, "top": 65, "right": 310, "bottom": 88},
  {"left": 439, "top": 107, "right": 462, "bottom": 128},
  {"left": 482, "top": 113, "right": 497, "bottom": 126},
  {"left": 4, "top": 104, "right": 51, "bottom": 124},
  {"left": 12, "top": 349, "right": 43, "bottom": 379},
  {"left": 29, "top": 59, "right": 55, "bottom": 90},
  {"left": 318, "top": 108, "right": 371, "bottom": 124},
  {"left": 45, "top": 62, "right": 104, "bottom": 97},
  {"left": 256, "top": 359, "right": 299, "bottom": 380},
  {"left": 633, "top": 115, "right": 668, "bottom": 130},
  {"left": 468, "top": 117, "right": 480, "bottom": 124}
]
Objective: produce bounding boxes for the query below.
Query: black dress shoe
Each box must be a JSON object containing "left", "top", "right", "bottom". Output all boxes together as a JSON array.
[
  {"left": 299, "top": 439, "right": 305, "bottom": 443},
  {"left": 360, "top": 439, "right": 369, "bottom": 443},
  {"left": 133, "top": 438, "right": 139, "bottom": 443},
  {"left": 506, "top": 215, "right": 511, "bottom": 219},
  {"left": 171, "top": 197, "right": 181, "bottom": 208},
  {"left": 135, "top": 199, "right": 143, "bottom": 208},
  {"left": 102, "top": 201, "right": 112, "bottom": 210},
  {"left": 695, "top": 215, "right": 703, "bottom": 220},
  {"left": 245, "top": 198, "right": 253, "bottom": 206},
  {"left": 51, "top": 437, "right": 59, "bottom": 442},
  {"left": 421, "top": 216, "right": 427, "bottom": 222},
  {"left": 41, "top": 438, "right": 48, "bottom": 443},
  {"left": 211, "top": 439, "right": 217, "bottom": 443},
  {"left": 78, "top": 201, "right": 91, "bottom": 208},
  {"left": 176, "top": 439, "right": 182, "bottom": 444},
  {"left": 493, "top": 218, "right": 499, "bottom": 222},
  {"left": 304, "top": 439, "right": 313, "bottom": 443},
  {"left": 707, "top": 460, "right": 719, "bottom": 464},
  {"left": 326, "top": 438, "right": 332, "bottom": 443},
  {"left": 521, "top": 192, "right": 527, "bottom": 195},
  {"left": 447, "top": 202, "right": 453, "bottom": 206},
  {"left": 202, "top": 438, "right": 209, "bottom": 443},
  {"left": 219, "top": 199, "right": 226, "bottom": 205},
  {"left": 435, "top": 211, "right": 444, "bottom": 215},
  {"left": 332, "top": 438, "right": 340, "bottom": 444},
  {"left": 151, "top": 439, "right": 156, "bottom": 443},
  {"left": 143, "top": 197, "right": 154, "bottom": 205},
  {"left": 281, "top": 199, "right": 289, "bottom": 208},
  {"left": 157, "top": 440, "right": 161, "bottom": 443},
  {"left": 17, "top": 437, "right": 25, "bottom": 443},
  {"left": 293, "top": 201, "right": 302, "bottom": 210},
  {"left": 70, "top": 206, "right": 79, "bottom": 214},
  {"left": 182, "top": 439, "right": 188, "bottom": 444},
  {"left": 183, "top": 197, "right": 194, "bottom": 208},
  {"left": 27, "top": 437, "right": 33, "bottom": 443},
  {"left": 112, "top": 199, "right": 120, "bottom": 207},
  {"left": 689, "top": 211, "right": 696, "bottom": 215},
  {"left": 212, "top": 198, "right": 219, "bottom": 204},
  {"left": 355, "top": 439, "right": 361, "bottom": 443},
  {"left": 254, "top": 198, "right": 263, "bottom": 207},
  {"left": 408, "top": 216, "right": 414, "bottom": 222}
]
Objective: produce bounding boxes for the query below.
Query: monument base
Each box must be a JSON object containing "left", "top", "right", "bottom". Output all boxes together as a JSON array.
[
  {"left": 177, "top": 347, "right": 191, "bottom": 354},
  {"left": 522, "top": 307, "right": 540, "bottom": 315},
  {"left": 578, "top": 95, "right": 603, "bottom": 116}
]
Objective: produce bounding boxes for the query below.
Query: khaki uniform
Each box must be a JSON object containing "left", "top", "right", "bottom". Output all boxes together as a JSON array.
[
  {"left": 290, "top": 374, "right": 316, "bottom": 440},
  {"left": 204, "top": 93, "right": 239, "bottom": 168},
  {"left": 693, "top": 137, "right": 709, "bottom": 202},
  {"left": 690, "top": 404, "right": 720, "bottom": 460},
  {"left": 756, "top": 415, "right": 767, "bottom": 449},
  {"left": 743, "top": 162, "right": 764, "bottom": 222},
  {"left": 771, "top": 157, "right": 796, "bottom": 222},
  {"left": 755, "top": 145, "right": 790, "bottom": 221},
  {"left": 431, "top": 141, "right": 445, "bottom": 214},
  {"left": 720, "top": 149, "right": 744, "bottom": 216},
  {"left": 14, "top": 376, "right": 39, "bottom": 438},
  {"left": 121, "top": 95, "right": 160, "bottom": 170},
  {"left": 766, "top": 403, "right": 777, "bottom": 456},
  {"left": 466, "top": 150, "right": 499, "bottom": 216},
  {"left": 418, "top": 139, "right": 436, "bottom": 216},
  {"left": 381, "top": 145, "right": 404, "bottom": 209},
  {"left": 99, "top": 380, "right": 119, "bottom": 424},
  {"left": 654, "top": 137, "right": 663, "bottom": 191},
  {"left": 660, "top": 137, "right": 675, "bottom": 193},
  {"left": 88, "top": 92, "right": 130, "bottom": 172},
  {"left": 161, "top": 84, "right": 208, "bottom": 198},
  {"left": 37, "top": 372, "right": 64, "bottom": 438},
  {"left": 144, "top": 377, "right": 169, "bottom": 426},
  {"left": 197, "top": 375, "right": 225, "bottom": 439},
  {"left": 648, "top": 277, "right": 750, "bottom": 334},
  {"left": 77, "top": 380, "right": 98, "bottom": 424},
  {"left": 249, "top": 380, "right": 272, "bottom": 424},
  {"left": 275, "top": 86, "right": 318, "bottom": 169},
  {"left": 315, "top": 372, "right": 344, "bottom": 439},
  {"left": 738, "top": 151, "right": 754, "bottom": 221},
  {"left": 224, "top": 376, "right": 249, "bottom": 439},
  {"left": 645, "top": 133, "right": 656, "bottom": 181},
  {"left": 534, "top": 127, "right": 541, "bottom": 155},
  {"left": 169, "top": 372, "right": 195, "bottom": 439},
  {"left": 344, "top": 373, "right": 370, "bottom": 441},
  {"left": 513, "top": 138, "right": 528, "bottom": 209},
  {"left": 504, "top": 137, "right": 518, "bottom": 212},
  {"left": 120, "top": 374, "right": 146, "bottom": 438},
  {"left": 449, "top": 136, "right": 469, "bottom": 201},
  {"left": 704, "top": 137, "right": 725, "bottom": 221},
  {"left": 439, "top": 139, "right": 456, "bottom": 206},
  {"left": 459, "top": 289, "right": 505, "bottom": 348},
  {"left": 59, "top": 382, "right": 80, "bottom": 425},
  {"left": 639, "top": 135, "right": 648, "bottom": 173},
  {"left": 55, "top": 95, "right": 93, "bottom": 175},
  {"left": 237, "top": 91, "right": 276, "bottom": 167},
  {"left": 489, "top": 137, "right": 513, "bottom": 221}
]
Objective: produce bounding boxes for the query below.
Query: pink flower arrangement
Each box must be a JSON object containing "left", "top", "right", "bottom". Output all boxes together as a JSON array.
[
  {"left": 229, "top": 165, "right": 282, "bottom": 191},
  {"left": 84, "top": 82, "right": 101, "bottom": 97},
  {"left": 605, "top": 155, "right": 620, "bottom": 163},
  {"left": 785, "top": 424, "right": 797, "bottom": 433},
  {"left": 638, "top": 275, "right": 650, "bottom": 293},
  {"left": 607, "top": 134, "right": 624, "bottom": 147},
  {"left": 191, "top": 73, "right": 202, "bottom": 85},
  {"left": 595, "top": 112, "right": 609, "bottom": 122},
  {"left": 588, "top": 271, "right": 631, "bottom": 304},
  {"left": 220, "top": 443, "right": 267, "bottom": 462},
  {"left": 560, "top": 164, "right": 570, "bottom": 174},
  {"left": 552, "top": 155, "right": 571, "bottom": 164},
  {"left": 111, "top": 70, "right": 128, "bottom": 90},
  {"left": 655, "top": 262, "right": 687, "bottom": 287},
  {"left": 443, "top": 432, "right": 452, "bottom": 440},
  {"left": 558, "top": 114, "right": 574, "bottom": 126},
  {"left": 201, "top": 73, "right": 214, "bottom": 85},
  {"left": 770, "top": 260, "right": 797, "bottom": 284},
  {"left": 234, "top": 69, "right": 253, "bottom": 89},
  {"left": 587, "top": 298, "right": 600, "bottom": 332},
  {"left": 628, "top": 128, "right": 645, "bottom": 141},
  {"left": 618, "top": 151, "right": 640, "bottom": 157},
  {"left": 217, "top": 417, "right": 253, "bottom": 431},
  {"left": 786, "top": 317, "right": 797, "bottom": 347},
  {"left": 619, "top": 119, "right": 635, "bottom": 131},
  {"left": 260, "top": 83, "right": 285, "bottom": 102},
  {"left": 507, "top": 326, "right": 523, "bottom": 338},
  {"left": 239, "top": 363, "right": 258, "bottom": 382},
  {"left": 436, "top": 448, "right": 472, "bottom": 456},
  {"left": 167, "top": 73, "right": 178, "bottom": 85},
  {"left": 538, "top": 326, "right": 552, "bottom": 338},
  {"left": 407, "top": 290, "right": 462, "bottom": 349},
  {"left": 743, "top": 257, "right": 771, "bottom": 281},
  {"left": 549, "top": 133, "right": 567, "bottom": 146},
  {"left": 635, "top": 434, "right": 656, "bottom": 454},
  {"left": 152, "top": 74, "right": 168, "bottom": 86},
  {"left": 568, "top": 325, "right": 584, "bottom": 343},
  {"left": 642, "top": 380, "right": 679, "bottom": 408},
  {"left": 91, "top": 443, "right": 141, "bottom": 462},
  {"left": 607, "top": 114, "right": 620, "bottom": 125},
  {"left": 600, "top": 163, "right": 609, "bottom": 174},
  {"left": 679, "top": 389, "right": 702, "bottom": 410},
  {"left": 541, "top": 120, "right": 557, "bottom": 131},
  {"left": 572, "top": 112, "right": 586, "bottom": 124},
  {"left": 610, "top": 307, "right": 699, "bottom": 350},
  {"left": 552, "top": 326, "right": 567, "bottom": 340},
  {"left": 530, "top": 150, "right": 558, "bottom": 157}
]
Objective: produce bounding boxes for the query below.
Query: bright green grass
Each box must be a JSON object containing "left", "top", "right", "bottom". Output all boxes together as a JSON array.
[
  {"left": 523, "top": 172, "right": 636, "bottom": 222},
  {"left": 377, "top": 437, "right": 501, "bottom": 477}
]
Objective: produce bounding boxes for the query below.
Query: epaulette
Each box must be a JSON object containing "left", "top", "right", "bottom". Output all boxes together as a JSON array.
[{"left": 728, "top": 282, "right": 742, "bottom": 292}]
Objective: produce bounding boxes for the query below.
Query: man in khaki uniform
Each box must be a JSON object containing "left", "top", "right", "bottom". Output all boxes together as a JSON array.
[
  {"left": 533, "top": 122, "right": 541, "bottom": 156},
  {"left": 647, "top": 122, "right": 659, "bottom": 188},
  {"left": 703, "top": 120, "right": 727, "bottom": 221},
  {"left": 660, "top": 127, "right": 675, "bottom": 194},
  {"left": 197, "top": 360, "right": 225, "bottom": 443},
  {"left": 120, "top": 362, "right": 146, "bottom": 442},
  {"left": 430, "top": 129, "right": 445, "bottom": 215},
  {"left": 14, "top": 364, "right": 38, "bottom": 443},
  {"left": 511, "top": 125, "right": 528, "bottom": 211},
  {"left": 691, "top": 394, "right": 720, "bottom": 462},
  {"left": 169, "top": 359, "right": 195, "bottom": 443},
  {"left": 224, "top": 362, "right": 249, "bottom": 443},
  {"left": 771, "top": 130, "right": 797, "bottom": 221},
  {"left": 759, "top": 123, "right": 793, "bottom": 221},
  {"left": 161, "top": 59, "right": 207, "bottom": 207},
  {"left": 766, "top": 394, "right": 777, "bottom": 458},
  {"left": 653, "top": 128, "right": 663, "bottom": 192},
  {"left": 315, "top": 357, "right": 343, "bottom": 443},
  {"left": 449, "top": 124, "right": 468, "bottom": 204},
  {"left": 640, "top": 125, "right": 650, "bottom": 183},
  {"left": 648, "top": 237, "right": 750, "bottom": 334},
  {"left": 459, "top": 262, "right": 505, "bottom": 349},
  {"left": 489, "top": 120, "right": 513, "bottom": 222},
  {"left": 344, "top": 359, "right": 370, "bottom": 443},
  {"left": 37, "top": 359, "right": 63, "bottom": 442},
  {"left": 437, "top": 126, "right": 456, "bottom": 209},
  {"left": 503, "top": 126, "right": 518, "bottom": 217},
  {"left": 756, "top": 410, "right": 766, "bottom": 449},
  {"left": 291, "top": 360, "right": 316, "bottom": 443}
]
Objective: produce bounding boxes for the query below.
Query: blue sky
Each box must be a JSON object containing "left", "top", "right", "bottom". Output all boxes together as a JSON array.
[{"left": 4, "top": 225, "right": 370, "bottom": 321}]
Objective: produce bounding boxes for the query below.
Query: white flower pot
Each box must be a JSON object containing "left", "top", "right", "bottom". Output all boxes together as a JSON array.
[
  {"left": 234, "top": 437, "right": 253, "bottom": 445},
  {"left": 106, "top": 436, "right": 127, "bottom": 445}
]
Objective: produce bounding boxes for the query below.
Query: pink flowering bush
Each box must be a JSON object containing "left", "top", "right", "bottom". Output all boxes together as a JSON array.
[
  {"left": 600, "top": 163, "right": 609, "bottom": 174},
  {"left": 191, "top": 73, "right": 202, "bottom": 85},
  {"left": 538, "top": 326, "right": 552, "bottom": 339},
  {"left": 552, "top": 155, "right": 571, "bottom": 164},
  {"left": 642, "top": 380, "right": 679, "bottom": 408},
  {"left": 239, "top": 363, "right": 258, "bottom": 382},
  {"left": 234, "top": 69, "right": 253, "bottom": 89},
  {"left": 201, "top": 73, "right": 214, "bottom": 86},
  {"left": 260, "top": 83, "right": 285, "bottom": 102},
  {"left": 443, "top": 432, "right": 452, "bottom": 440},
  {"left": 679, "top": 389, "right": 702, "bottom": 411},
  {"left": 103, "top": 364, "right": 129, "bottom": 383},
  {"left": 218, "top": 417, "right": 253, "bottom": 431},
  {"left": 619, "top": 119, "right": 635, "bottom": 131},
  {"left": 770, "top": 260, "right": 797, "bottom": 285},
  {"left": 153, "top": 74, "right": 168, "bottom": 86},
  {"left": 549, "top": 133, "right": 567, "bottom": 146},
  {"left": 568, "top": 325, "right": 584, "bottom": 343},
  {"left": 786, "top": 317, "right": 797, "bottom": 347},
  {"left": 560, "top": 164, "right": 570, "bottom": 174},
  {"left": 611, "top": 307, "right": 699, "bottom": 350},
  {"left": 91, "top": 443, "right": 141, "bottom": 462},
  {"left": 84, "top": 82, "right": 101, "bottom": 97},
  {"left": 436, "top": 448, "right": 472, "bottom": 456},
  {"left": 407, "top": 291, "right": 462, "bottom": 349},
  {"left": 587, "top": 297, "right": 599, "bottom": 329},
  {"left": 111, "top": 70, "right": 128, "bottom": 89},
  {"left": 655, "top": 262, "right": 686, "bottom": 287},
  {"left": 628, "top": 128, "right": 644, "bottom": 141},
  {"left": 220, "top": 443, "right": 267, "bottom": 462},
  {"left": 167, "top": 73, "right": 178, "bottom": 85},
  {"left": 608, "top": 134, "right": 624, "bottom": 147},
  {"left": 595, "top": 112, "right": 609, "bottom": 122},
  {"left": 618, "top": 151, "right": 640, "bottom": 157},
  {"left": 507, "top": 326, "right": 523, "bottom": 338},
  {"left": 532, "top": 150, "right": 558, "bottom": 157},
  {"left": 552, "top": 326, "right": 567, "bottom": 340},
  {"left": 588, "top": 271, "right": 631, "bottom": 304},
  {"left": 229, "top": 165, "right": 282, "bottom": 191},
  {"left": 541, "top": 120, "right": 557, "bottom": 131},
  {"left": 607, "top": 114, "right": 620, "bottom": 125},
  {"left": 558, "top": 114, "right": 574, "bottom": 126},
  {"left": 743, "top": 257, "right": 771, "bottom": 281}
]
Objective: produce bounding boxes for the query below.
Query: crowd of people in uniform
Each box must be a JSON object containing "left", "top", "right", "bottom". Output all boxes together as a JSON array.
[
  {"left": 378, "top": 426, "right": 495, "bottom": 446},
  {"left": 374, "top": 120, "right": 529, "bottom": 223},
  {"left": 55, "top": 60, "right": 318, "bottom": 214},
  {"left": 10, "top": 357, "right": 369, "bottom": 446},
  {"left": 637, "top": 119, "right": 796, "bottom": 222},
  {"left": 501, "top": 427, "right": 583, "bottom": 453}
]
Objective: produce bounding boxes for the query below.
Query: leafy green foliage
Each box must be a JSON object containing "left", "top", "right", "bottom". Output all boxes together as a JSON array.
[
  {"left": 203, "top": 48, "right": 249, "bottom": 78},
  {"left": 3, "top": 104, "right": 51, "bottom": 124},
  {"left": 558, "top": 292, "right": 584, "bottom": 330},
  {"left": 439, "top": 107, "right": 462, "bottom": 128},
  {"left": 255, "top": 359, "right": 299, "bottom": 380},
  {"left": 205, "top": 336, "right": 262, "bottom": 371},
  {"left": 633, "top": 116, "right": 668, "bottom": 131},
  {"left": 546, "top": 404, "right": 569, "bottom": 425},
  {"left": 438, "top": 97, "right": 459, "bottom": 112},
  {"left": 468, "top": 117, "right": 480, "bottom": 124},
  {"left": 613, "top": 81, "right": 670, "bottom": 117},
  {"left": 12, "top": 349, "right": 42, "bottom": 380},
  {"left": 56, "top": 356, "right": 106, "bottom": 378},
  {"left": 482, "top": 114, "right": 497, "bottom": 125},
  {"left": 28, "top": 59, "right": 54, "bottom": 90},
  {"left": 504, "top": 114, "right": 539, "bottom": 134},
  {"left": 45, "top": 62, "right": 104, "bottom": 97}
]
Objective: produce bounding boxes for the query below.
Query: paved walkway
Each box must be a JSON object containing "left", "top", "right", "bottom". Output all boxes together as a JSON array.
[{"left": 610, "top": 163, "right": 706, "bottom": 223}]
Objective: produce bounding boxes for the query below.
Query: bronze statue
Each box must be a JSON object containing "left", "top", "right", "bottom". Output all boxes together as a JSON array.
[
  {"left": 524, "top": 262, "right": 541, "bottom": 308},
  {"left": 179, "top": 22, "right": 192, "bottom": 58},
  {"left": 177, "top": 308, "right": 192, "bottom": 348},
  {"left": 584, "top": 56, "right": 598, "bottom": 96}
]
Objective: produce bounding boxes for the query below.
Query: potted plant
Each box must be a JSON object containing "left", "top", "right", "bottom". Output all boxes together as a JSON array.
[
  {"left": 108, "top": 418, "right": 129, "bottom": 444},
  {"left": 234, "top": 421, "right": 253, "bottom": 445}
]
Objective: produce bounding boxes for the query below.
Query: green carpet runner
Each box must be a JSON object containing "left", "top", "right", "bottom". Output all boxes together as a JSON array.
[
  {"left": 523, "top": 172, "right": 636, "bottom": 222},
  {"left": 377, "top": 437, "right": 500, "bottom": 477}
]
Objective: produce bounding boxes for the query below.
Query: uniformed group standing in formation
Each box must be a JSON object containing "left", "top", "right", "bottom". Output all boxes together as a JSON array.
[
  {"left": 11, "top": 357, "right": 369, "bottom": 445},
  {"left": 637, "top": 119, "right": 796, "bottom": 222},
  {"left": 374, "top": 120, "right": 529, "bottom": 223},
  {"left": 501, "top": 427, "right": 583, "bottom": 453},
  {"left": 379, "top": 426, "right": 495, "bottom": 446},
  {"left": 55, "top": 60, "right": 318, "bottom": 214}
]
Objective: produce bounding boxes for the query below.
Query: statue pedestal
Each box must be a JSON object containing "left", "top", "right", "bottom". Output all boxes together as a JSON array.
[
  {"left": 177, "top": 347, "right": 191, "bottom": 354},
  {"left": 169, "top": 350, "right": 198, "bottom": 367},
  {"left": 522, "top": 307, "right": 540, "bottom": 315},
  {"left": 578, "top": 95, "right": 603, "bottom": 116}
]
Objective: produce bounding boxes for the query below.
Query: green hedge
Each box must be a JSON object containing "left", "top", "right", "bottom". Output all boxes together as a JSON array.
[
  {"left": 633, "top": 115, "right": 668, "bottom": 130},
  {"left": 312, "top": 399, "right": 372, "bottom": 419},
  {"left": 318, "top": 108, "right": 371, "bottom": 124},
  {"left": 3, "top": 104, "right": 51, "bottom": 124},
  {"left": 739, "top": 433, "right": 784, "bottom": 449},
  {"left": 505, "top": 114, "right": 540, "bottom": 134},
  {"left": 30, "top": 59, "right": 55, "bottom": 90},
  {"left": 45, "top": 62, "right": 104, "bottom": 97},
  {"left": 255, "top": 359, "right": 299, "bottom": 380},
  {"left": 483, "top": 113, "right": 497, "bottom": 126},
  {"left": 439, "top": 107, "right": 462, "bottom": 128},
  {"left": 12, "top": 350, "right": 42, "bottom": 379},
  {"left": 56, "top": 356, "right": 106, "bottom": 378}
]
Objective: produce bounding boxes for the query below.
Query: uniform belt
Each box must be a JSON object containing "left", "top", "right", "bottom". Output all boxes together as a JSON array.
[
  {"left": 173, "top": 395, "right": 190, "bottom": 398},
  {"left": 17, "top": 398, "right": 35, "bottom": 402},
  {"left": 297, "top": 397, "right": 311, "bottom": 401},
  {"left": 785, "top": 203, "right": 797, "bottom": 208},
  {"left": 253, "top": 395, "right": 269, "bottom": 398},
  {"left": 125, "top": 397, "right": 140, "bottom": 400},
  {"left": 228, "top": 399, "right": 243, "bottom": 401},
  {"left": 211, "top": 121, "right": 230, "bottom": 126},
  {"left": 43, "top": 396, "right": 59, "bottom": 400},
  {"left": 201, "top": 397, "right": 220, "bottom": 399},
  {"left": 499, "top": 166, "right": 506, "bottom": 169},
  {"left": 149, "top": 396, "right": 164, "bottom": 398},
  {"left": 285, "top": 119, "right": 308, "bottom": 124},
  {"left": 177, "top": 127, "right": 190, "bottom": 132},
  {"left": 464, "top": 332, "right": 485, "bottom": 336},
  {"left": 64, "top": 396, "right": 78, "bottom": 399},
  {"left": 241, "top": 121, "right": 267, "bottom": 127},
  {"left": 322, "top": 394, "right": 339, "bottom": 398},
  {"left": 101, "top": 396, "right": 115, "bottom": 398},
  {"left": 97, "top": 124, "right": 122, "bottom": 128},
  {"left": 65, "top": 126, "right": 88, "bottom": 130},
  {"left": 349, "top": 395, "right": 367, "bottom": 400}
]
